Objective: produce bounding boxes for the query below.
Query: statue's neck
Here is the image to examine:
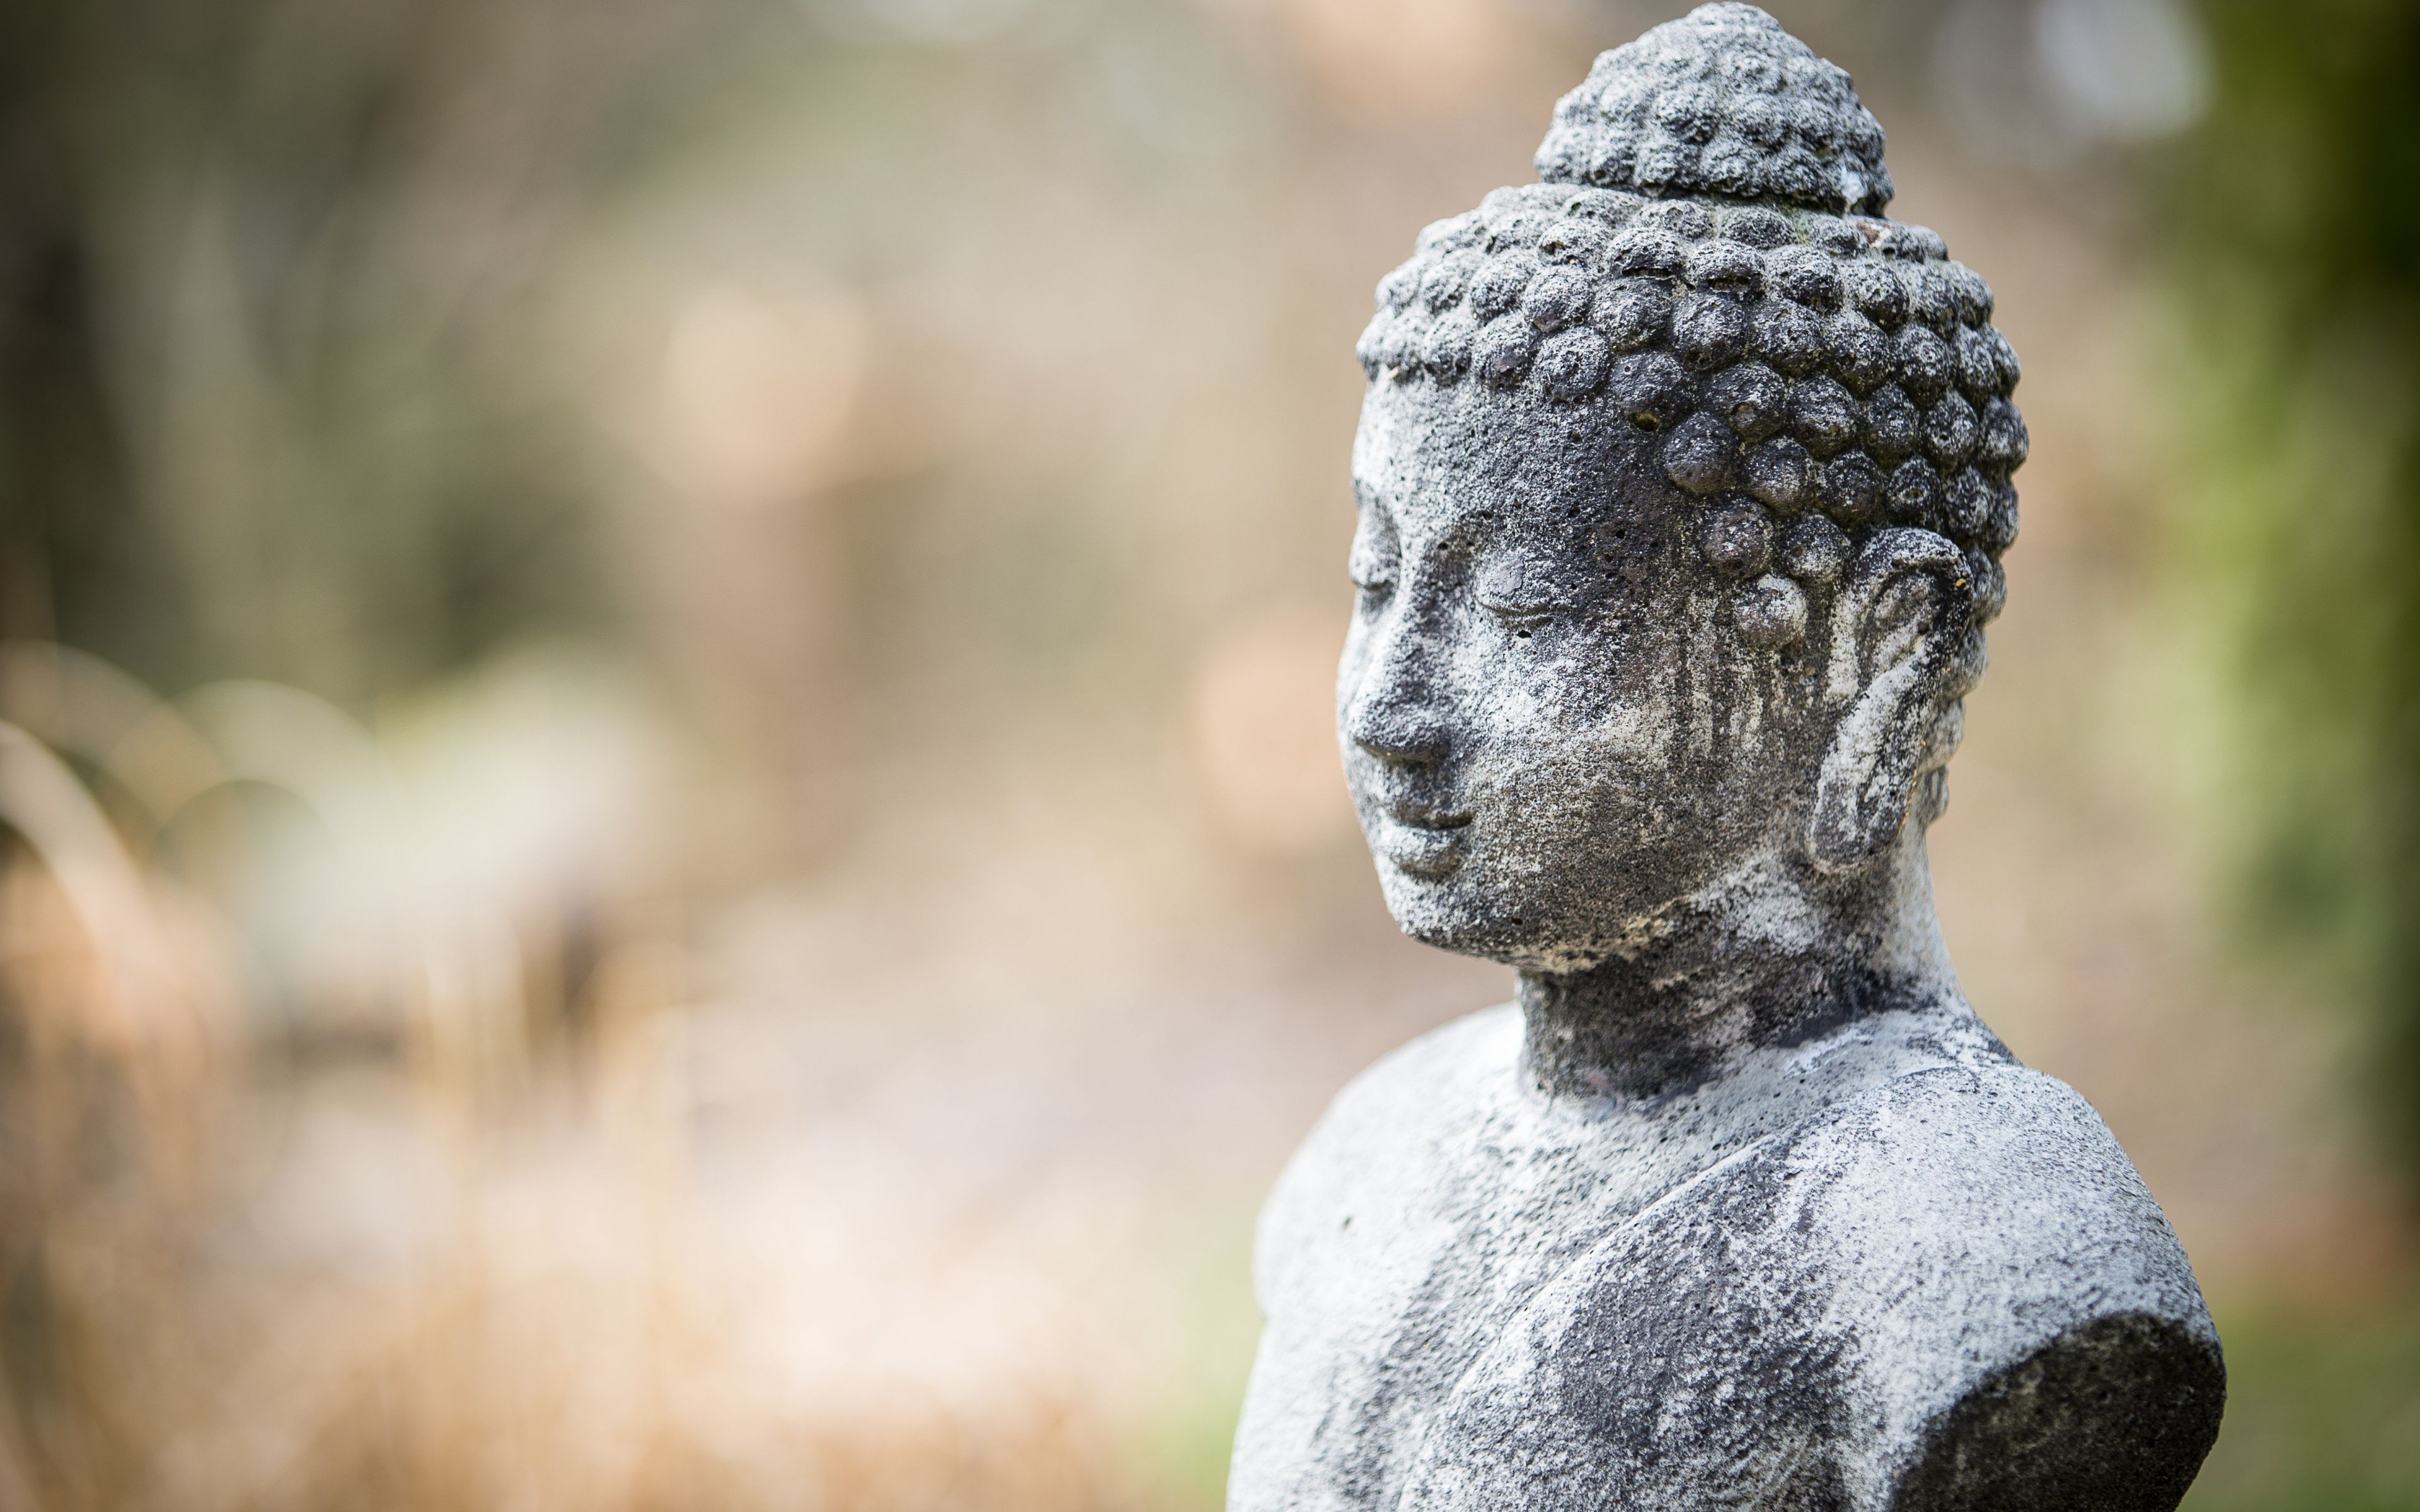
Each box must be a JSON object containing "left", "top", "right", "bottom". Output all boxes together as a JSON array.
[{"left": 1517, "top": 833, "right": 1956, "bottom": 1101}]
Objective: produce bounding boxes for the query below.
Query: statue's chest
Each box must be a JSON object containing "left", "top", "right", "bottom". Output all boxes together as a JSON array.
[
  {"left": 1242, "top": 1133, "right": 1698, "bottom": 1507},
  {"left": 1230, "top": 1017, "right": 2048, "bottom": 1512},
  {"left": 1237, "top": 1129, "right": 1862, "bottom": 1512}
]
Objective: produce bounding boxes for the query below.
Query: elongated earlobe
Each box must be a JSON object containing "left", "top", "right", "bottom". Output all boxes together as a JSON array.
[{"left": 1807, "top": 529, "right": 1973, "bottom": 873}]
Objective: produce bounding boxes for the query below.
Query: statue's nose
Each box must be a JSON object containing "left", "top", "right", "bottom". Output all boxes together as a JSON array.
[{"left": 1344, "top": 635, "right": 1451, "bottom": 767}]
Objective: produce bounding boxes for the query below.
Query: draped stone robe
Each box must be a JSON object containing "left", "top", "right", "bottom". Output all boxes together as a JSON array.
[{"left": 1227, "top": 1002, "right": 2223, "bottom": 1512}]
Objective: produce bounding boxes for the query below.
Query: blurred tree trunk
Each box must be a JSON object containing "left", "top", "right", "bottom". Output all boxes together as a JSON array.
[
  {"left": 2170, "top": 0, "right": 2420, "bottom": 1184},
  {"left": 0, "top": 0, "right": 781, "bottom": 704},
  {"left": 0, "top": 0, "right": 170, "bottom": 667}
]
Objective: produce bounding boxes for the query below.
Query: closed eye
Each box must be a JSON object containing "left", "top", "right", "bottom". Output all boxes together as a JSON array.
[{"left": 1482, "top": 601, "right": 1559, "bottom": 637}]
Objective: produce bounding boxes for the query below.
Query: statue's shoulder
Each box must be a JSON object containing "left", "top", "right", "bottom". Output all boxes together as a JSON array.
[
  {"left": 1765, "top": 1058, "right": 2228, "bottom": 1506},
  {"left": 1811, "top": 1058, "right": 2215, "bottom": 1342},
  {"left": 1395, "top": 1055, "right": 2225, "bottom": 1512},
  {"left": 1251, "top": 1002, "right": 1521, "bottom": 1306},
  {"left": 1788, "top": 1056, "right": 2217, "bottom": 1343},
  {"left": 1804, "top": 1054, "right": 2175, "bottom": 1244}
]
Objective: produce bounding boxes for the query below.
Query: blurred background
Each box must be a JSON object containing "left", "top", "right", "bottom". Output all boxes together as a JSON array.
[{"left": 1, "top": 0, "right": 2416, "bottom": 1506}]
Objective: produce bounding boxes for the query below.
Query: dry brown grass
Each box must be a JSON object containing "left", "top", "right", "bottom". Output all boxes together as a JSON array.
[{"left": 0, "top": 646, "right": 1160, "bottom": 1512}]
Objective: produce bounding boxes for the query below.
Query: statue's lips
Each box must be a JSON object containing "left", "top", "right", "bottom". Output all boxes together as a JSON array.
[{"left": 1370, "top": 803, "right": 1471, "bottom": 878}]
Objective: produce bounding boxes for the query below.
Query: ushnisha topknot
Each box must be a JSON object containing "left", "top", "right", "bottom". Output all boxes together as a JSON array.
[
  {"left": 1536, "top": 2, "right": 1892, "bottom": 215},
  {"left": 1354, "top": 4, "right": 2024, "bottom": 650}
]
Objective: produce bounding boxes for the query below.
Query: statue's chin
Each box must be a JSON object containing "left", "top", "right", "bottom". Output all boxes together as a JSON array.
[
  {"left": 1376, "top": 868, "right": 1614, "bottom": 973},
  {"left": 1376, "top": 856, "right": 1708, "bottom": 973}
]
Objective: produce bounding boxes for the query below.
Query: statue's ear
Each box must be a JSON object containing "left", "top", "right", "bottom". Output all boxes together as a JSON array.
[{"left": 1807, "top": 529, "right": 1976, "bottom": 873}]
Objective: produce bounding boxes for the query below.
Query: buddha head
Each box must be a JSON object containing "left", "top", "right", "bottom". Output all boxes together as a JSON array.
[{"left": 1340, "top": 3, "right": 2025, "bottom": 975}]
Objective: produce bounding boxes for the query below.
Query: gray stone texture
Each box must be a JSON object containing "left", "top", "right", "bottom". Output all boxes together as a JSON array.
[
  {"left": 1535, "top": 2, "right": 1892, "bottom": 215},
  {"left": 1228, "top": 6, "right": 2222, "bottom": 1508}
]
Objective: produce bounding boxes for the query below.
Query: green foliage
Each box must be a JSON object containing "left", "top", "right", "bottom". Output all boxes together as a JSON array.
[
  {"left": 2183, "top": 1297, "right": 2420, "bottom": 1511},
  {"left": 2169, "top": 0, "right": 2420, "bottom": 1176}
]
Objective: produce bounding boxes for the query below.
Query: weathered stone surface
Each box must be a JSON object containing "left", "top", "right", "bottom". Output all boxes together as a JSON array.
[
  {"left": 1230, "top": 6, "right": 2221, "bottom": 1508},
  {"left": 1535, "top": 3, "right": 1891, "bottom": 215},
  {"left": 1231, "top": 1008, "right": 2220, "bottom": 1511}
]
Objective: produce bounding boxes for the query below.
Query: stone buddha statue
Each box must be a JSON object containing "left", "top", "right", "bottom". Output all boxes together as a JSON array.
[{"left": 1227, "top": 7, "right": 2223, "bottom": 1510}]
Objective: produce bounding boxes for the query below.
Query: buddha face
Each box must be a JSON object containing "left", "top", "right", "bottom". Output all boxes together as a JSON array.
[{"left": 1339, "top": 379, "right": 1824, "bottom": 971}]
